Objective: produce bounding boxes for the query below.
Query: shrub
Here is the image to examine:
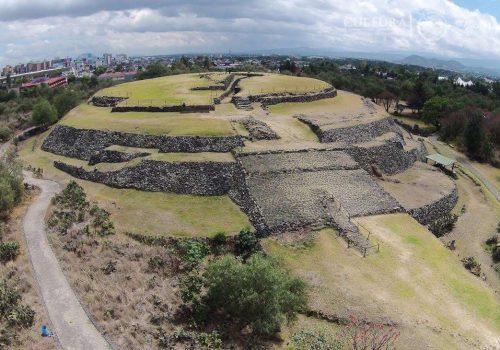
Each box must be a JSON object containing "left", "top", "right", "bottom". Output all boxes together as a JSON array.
[
  {"left": 148, "top": 255, "right": 168, "bottom": 271},
  {"left": 428, "top": 213, "right": 458, "bottom": 237},
  {"left": 212, "top": 231, "right": 227, "bottom": 246},
  {"left": 461, "top": 256, "right": 481, "bottom": 276},
  {"left": 0, "top": 161, "right": 23, "bottom": 215},
  {"left": 177, "top": 240, "right": 210, "bottom": 269},
  {"left": 234, "top": 227, "right": 258, "bottom": 257},
  {"left": 7, "top": 304, "right": 35, "bottom": 328},
  {"left": 32, "top": 98, "right": 57, "bottom": 126},
  {"left": 492, "top": 247, "right": 500, "bottom": 263},
  {"left": 53, "top": 180, "right": 88, "bottom": 211},
  {"left": 0, "top": 281, "right": 20, "bottom": 315},
  {"left": 0, "top": 242, "right": 20, "bottom": 262},
  {"left": 0, "top": 127, "right": 12, "bottom": 142},
  {"left": 102, "top": 261, "right": 117, "bottom": 275},
  {"left": 199, "top": 254, "right": 307, "bottom": 336},
  {"left": 291, "top": 329, "right": 343, "bottom": 350}
]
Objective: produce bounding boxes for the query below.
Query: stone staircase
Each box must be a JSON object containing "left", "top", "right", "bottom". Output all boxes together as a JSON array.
[
  {"left": 323, "top": 195, "right": 373, "bottom": 254},
  {"left": 233, "top": 97, "right": 253, "bottom": 111}
]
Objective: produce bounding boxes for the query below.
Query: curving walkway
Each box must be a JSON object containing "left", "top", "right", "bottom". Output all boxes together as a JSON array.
[{"left": 22, "top": 172, "right": 111, "bottom": 350}]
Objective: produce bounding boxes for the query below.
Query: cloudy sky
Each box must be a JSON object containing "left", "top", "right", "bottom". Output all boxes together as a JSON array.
[{"left": 1, "top": 0, "right": 500, "bottom": 66}]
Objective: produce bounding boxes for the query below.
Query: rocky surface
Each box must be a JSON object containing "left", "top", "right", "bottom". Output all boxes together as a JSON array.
[
  {"left": 297, "top": 116, "right": 400, "bottom": 144},
  {"left": 238, "top": 117, "right": 279, "bottom": 140},
  {"left": 42, "top": 125, "right": 244, "bottom": 160},
  {"left": 247, "top": 87, "right": 337, "bottom": 106},
  {"left": 91, "top": 96, "right": 128, "bottom": 107},
  {"left": 88, "top": 150, "right": 150, "bottom": 166},
  {"left": 346, "top": 141, "right": 427, "bottom": 175},
  {"left": 55, "top": 160, "right": 237, "bottom": 196},
  {"left": 111, "top": 104, "right": 215, "bottom": 113},
  {"left": 408, "top": 187, "right": 458, "bottom": 225},
  {"left": 237, "top": 149, "right": 357, "bottom": 174}
]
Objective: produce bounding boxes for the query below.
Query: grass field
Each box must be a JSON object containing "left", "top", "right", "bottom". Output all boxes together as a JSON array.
[
  {"left": 95, "top": 73, "right": 216, "bottom": 106},
  {"left": 263, "top": 213, "right": 500, "bottom": 349},
  {"left": 238, "top": 74, "right": 331, "bottom": 96},
  {"left": 18, "top": 134, "right": 251, "bottom": 237},
  {"left": 268, "top": 90, "right": 385, "bottom": 120},
  {"left": 61, "top": 103, "right": 236, "bottom": 136}
]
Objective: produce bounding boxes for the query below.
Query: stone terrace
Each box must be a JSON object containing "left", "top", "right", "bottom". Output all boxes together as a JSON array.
[{"left": 245, "top": 168, "right": 401, "bottom": 232}]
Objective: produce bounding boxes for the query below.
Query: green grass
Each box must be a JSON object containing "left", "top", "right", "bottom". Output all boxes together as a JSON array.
[
  {"left": 95, "top": 73, "right": 215, "bottom": 106},
  {"left": 393, "top": 115, "right": 435, "bottom": 129},
  {"left": 18, "top": 134, "right": 251, "bottom": 238},
  {"left": 238, "top": 74, "right": 330, "bottom": 96},
  {"left": 61, "top": 103, "right": 235, "bottom": 136},
  {"left": 263, "top": 213, "right": 500, "bottom": 348}
]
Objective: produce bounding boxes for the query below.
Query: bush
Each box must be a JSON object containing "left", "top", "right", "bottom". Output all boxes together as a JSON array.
[
  {"left": 0, "top": 161, "right": 23, "bottom": 215},
  {"left": 212, "top": 231, "right": 227, "bottom": 246},
  {"left": 52, "top": 180, "right": 88, "bottom": 211},
  {"left": 0, "top": 281, "right": 21, "bottom": 315},
  {"left": 461, "top": 256, "right": 481, "bottom": 276},
  {"left": 0, "top": 242, "right": 20, "bottom": 262},
  {"left": 177, "top": 240, "right": 210, "bottom": 269},
  {"left": 291, "top": 329, "right": 343, "bottom": 350},
  {"left": 428, "top": 213, "right": 458, "bottom": 237},
  {"left": 32, "top": 98, "right": 57, "bottom": 126},
  {"left": 197, "top": 254, "right": 307, "bottom": 336},
  {"left": 7, "top": 304, "right": 35, "bottom": 328},
  {"left": 234, "top": 227, "right": 258, "bottom": 257},
  {"left": 0, "top": 128, "right": 12, "bottom": 142},
  {"left": 53, "top": 89, "right": 80, "bottom": 118}
]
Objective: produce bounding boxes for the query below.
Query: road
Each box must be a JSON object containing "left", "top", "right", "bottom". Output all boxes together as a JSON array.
[
  {"left": 1, "top": 140, "right": 111, "bottom": 350},
  {"left": 428, "top": 136, "right": 500, "bottom": 202}
]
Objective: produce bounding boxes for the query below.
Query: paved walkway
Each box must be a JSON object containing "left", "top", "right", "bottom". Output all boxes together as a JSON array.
[{"left": 22, "top": 172, "right": 111, "bottom": 350}]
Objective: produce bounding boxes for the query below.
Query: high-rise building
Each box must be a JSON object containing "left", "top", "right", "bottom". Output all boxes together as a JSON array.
[{"left": 103, "top": 53, "right": 113, "bottom": 66}]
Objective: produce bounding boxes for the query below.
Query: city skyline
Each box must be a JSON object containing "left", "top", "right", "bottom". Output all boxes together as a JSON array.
[{"left": 1, "top": 1, "right": 500, "bottom": 68}]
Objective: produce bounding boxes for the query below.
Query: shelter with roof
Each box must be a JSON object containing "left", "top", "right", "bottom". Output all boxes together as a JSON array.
[{"left": 425, "top": 153, "right": 456, "bottom": 172}]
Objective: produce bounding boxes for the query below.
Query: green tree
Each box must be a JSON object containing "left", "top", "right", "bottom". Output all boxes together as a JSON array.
[
  {"left": 194, "top": 254, "right": 307, "bottom": 336},
  {"left": 464, "top": 111, "right": 493, "bottom": 161},
  {"left": 31, "top": 99, "right": 57, "bottom": 125},
  {"left": 54, "top": 89, "right": 80, "bottom": 118},
  {"left": 422, "top": 96, "right": 464, "bottom": 125}
]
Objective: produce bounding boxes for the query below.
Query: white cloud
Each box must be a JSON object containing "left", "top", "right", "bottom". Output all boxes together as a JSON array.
[{"left": 0, "top": 0, "right": 499, "bottom": 66}]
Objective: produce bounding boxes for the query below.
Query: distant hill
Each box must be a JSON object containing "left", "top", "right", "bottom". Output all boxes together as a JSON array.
[{"left": 400, "top": 55, "right": 466, "bottom": 71}]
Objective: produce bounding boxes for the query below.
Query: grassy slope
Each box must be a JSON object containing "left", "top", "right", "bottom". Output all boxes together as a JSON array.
[
  {"left": 95, "top": 73, "right": 215, "bottom": 106},
  {"left": 60, "top": 103, "right": 235, "bottom": 136},
  {"left": 263, "top": 213, "right": 500, "bottom": 349},
  {"left": 18, "top": 134, "right": 251, "bottom": 237},
  {"left": 238, "top": 74, "right": 330, "bottom": 96}
]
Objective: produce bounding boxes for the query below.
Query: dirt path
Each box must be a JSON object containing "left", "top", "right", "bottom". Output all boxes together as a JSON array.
[
  {"left": 22, "top": 172, "right": 111, "bottom": 350},
  {"left": 428, "top": 136, "right": 500, "bottom": 202}
]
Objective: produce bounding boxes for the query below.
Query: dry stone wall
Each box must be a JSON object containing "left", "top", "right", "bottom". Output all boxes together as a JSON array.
[
  {"left": 239, "top": 117, "right": 280, "bottom": 141},
  {"left": 91, "top": 96, "right": 128, "bottom": 107},
  {"left": 247, "top": 87, "right": 337, "bottom": 106},
  {"left": 54, "top": 160, "right": 237, "bottom": 196},
  {"left": 111, "top": 104, "right": 215, "bottom": 113},
  {"left": 346, "top": 141, "right": 426, "bottom": 175},
  {"left": 42, "top": 125, "right": 244, "bottom": 161},
  {"left": 88, "top": 150, "right": 150, "bottom": 166},
  {"left": 408, "top": 187, "right": 458, "bottom": 225},
  {"left": 297, "top": 116, "right": 401, "bottom": 144}
]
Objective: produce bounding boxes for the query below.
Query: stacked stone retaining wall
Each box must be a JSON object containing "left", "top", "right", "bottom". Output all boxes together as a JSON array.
[
  {"left": 297, "top": 116, "right": 402, "bottom": 144},
  {"left": 346, "top": 141, "right": 426, "bottom": 175},
  {"left": 111, "top": 104, "right": 214, "bottom": 113},
  {"left": 54, "top": 160, "right": 237, "bottom": 196},
  {"left": 88, "top": 150, "right": 150, "bottom": 165},
  {"left": 408, "top": 187, "right": 458, "bottom": 225},
  {"left": 247, "top": 87, "right": 337, "bottom": 106},
  {"left": 42, "top": 125, "right": 244, "bottom": 161}
]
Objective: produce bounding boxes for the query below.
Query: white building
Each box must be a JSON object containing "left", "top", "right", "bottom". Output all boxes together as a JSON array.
[{"left": 454, "top": 77, "right": 473, "bottom": 87}]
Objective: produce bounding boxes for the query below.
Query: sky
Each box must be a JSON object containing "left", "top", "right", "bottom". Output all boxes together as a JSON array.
[{"left": 1, "top": 0, "right": 500, "bottom": 67}]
